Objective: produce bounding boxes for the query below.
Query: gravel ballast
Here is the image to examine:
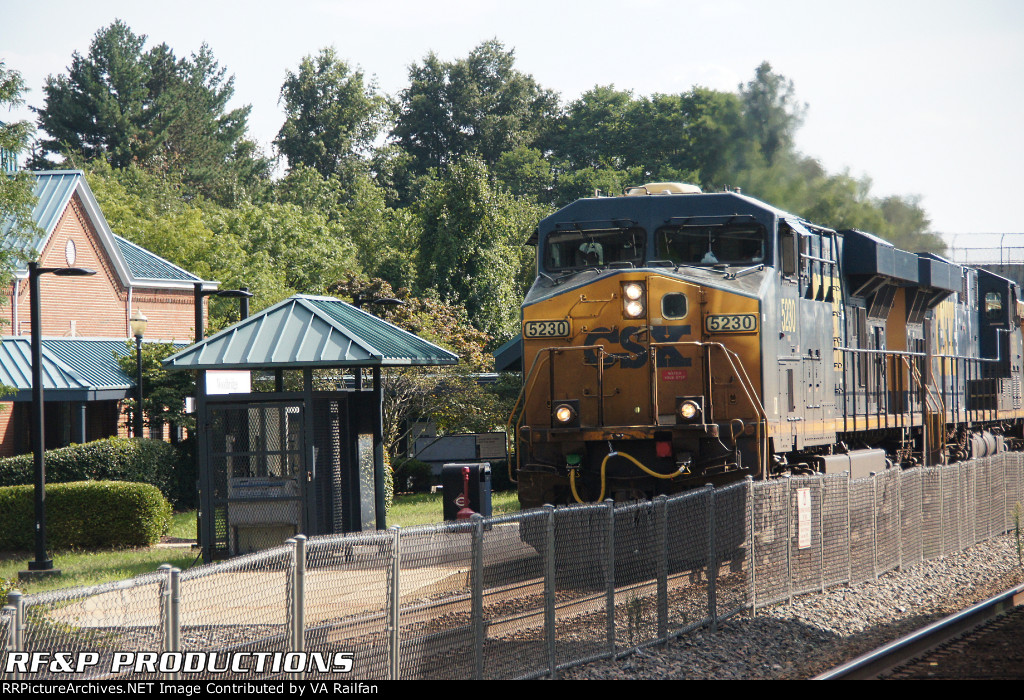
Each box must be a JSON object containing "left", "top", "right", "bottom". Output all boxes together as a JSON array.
[{"left": 561, "top": 533, "right": 1024, "bottom": 680}]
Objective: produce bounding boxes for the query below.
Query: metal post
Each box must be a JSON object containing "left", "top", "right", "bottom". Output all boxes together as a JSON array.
[
  {"left": 747, "top": 476, "right": 756, "bottom": 616},
  {"left": 871, "top": 472, "right": 878, "bottom": 579},
  {"left": 471, "top": 514, "right": 484, "bottom": 680},
  {"left": 294, "top": 534, "right": 306, "bottom": 660},
  {"left": 786, "top": 476, "right": 793, "bottom": 604},
  {"left": 897, "top": 468, "right": 904, "bottom": 573},
  {"left": 285, "top": 538, "right": 296, "bottom": 661},
  {"left": 706, "top": 486, "right": 718, "bottom": 632},
  {"left": 388, "top": 526, "right": 401, "bottom": 680},
  {"left": 819, "top": 479, "right": 825, "bottom": 592},
  {"left": 134, "top": 333, "right": 144, "bottom": 438},
  {"left": 158, "top": 563, "right": 171, "bottom": 653},
  {"left": 5, "top": 590, "right": 23, "bottom": 681},
  {"left": 543, "top": 505, "right": 557, "bottom": 679},
  {"left": 846, "top": 472, "right": 852, "bottom": 583},
  {"left": 27, "top": 263, "right": 53, "bottom": 574},
  {"left": 169, "top": 567, "right": 181, "bottom": 680},
  {"left": 656, "top": 495, "right": 668, "bottom": 641},
  {"left": 604, "top": 499, "right": 615, "bottom": 656}
]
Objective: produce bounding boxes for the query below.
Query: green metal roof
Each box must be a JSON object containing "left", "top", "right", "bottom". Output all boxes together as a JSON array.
[
  {"left": 162, "top": 295, "right": 460, "bottom": 371},
  {"left": 113, "top": 234, "right": 202, "bottom": 282},
  {"left": 0, "top": 338, "right": 143, "bottom": 401}
]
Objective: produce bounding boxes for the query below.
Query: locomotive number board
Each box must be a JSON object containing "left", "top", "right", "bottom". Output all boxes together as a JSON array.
[
  {"left": 704, "top": 313, "right": 759, "bottom": 334},
  {"left": 524, "top": 319, "right": 571, "bottom": 338}
]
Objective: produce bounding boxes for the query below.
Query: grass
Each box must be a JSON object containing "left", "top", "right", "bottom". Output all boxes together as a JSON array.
[
  {"left": 0, "top": 491, "right": 521, "bottom": 596},
  {"left": 388, "top": 489, "right": 521, "bottom": 527}
]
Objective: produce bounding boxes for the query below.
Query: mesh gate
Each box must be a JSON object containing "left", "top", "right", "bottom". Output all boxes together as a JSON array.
[{"left": 206, "top": 401, "right": 306, "bottom": 557}]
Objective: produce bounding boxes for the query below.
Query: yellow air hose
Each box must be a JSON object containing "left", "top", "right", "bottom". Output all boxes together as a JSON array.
[{"left": 570, "top": 449, "right": 689, "bottom": 503}]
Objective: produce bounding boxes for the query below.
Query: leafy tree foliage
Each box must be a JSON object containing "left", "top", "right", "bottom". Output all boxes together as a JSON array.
[
  {"left": 391, "top": 40, "right": 559, "bottom": 193},
  {"left": 0, "top": 61, "right": 40, "bottom": 280},
  {"left": 32, "top": 20, "right": 267, "bottom": 205},
  {"left": 415, "top": 156, "right": 543, "bottom": 339},
  {"left": 739, "top": 61, "right": 807, "bottom": 167},
  {"left": 276, "top": 48, "right": 390, "bottom": 185},
  {"left": 116, "top": 340, "right": 196, "bottom": 435}
]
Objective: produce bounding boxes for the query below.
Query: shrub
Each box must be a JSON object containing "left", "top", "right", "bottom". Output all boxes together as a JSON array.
[
  {"left": 393, "top": 458, "right": 434, "bottom": 493},
  {"left": 0, "top": 437, "right": 189, "bottom": 506},
  {"left": 0, "top": 481, "right": 172, "bottom": 550}
]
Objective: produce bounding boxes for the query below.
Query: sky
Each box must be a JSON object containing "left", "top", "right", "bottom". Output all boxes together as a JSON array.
[{"left": 2, "top": 0, "right": 1023, "bottom": 244}]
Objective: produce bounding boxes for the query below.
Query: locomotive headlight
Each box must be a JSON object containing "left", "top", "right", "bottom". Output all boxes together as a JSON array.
[
  {"left": 675, "top": 396, "right": 704, "bottom": 424},
  {"left": 551, "top": 400, "right": 580, "bottom": 428},
  {"left": 624, "top": 300, "right": 645, "bottom": 318},
  {"left": 621, "top": 282, "right": 646, "bottom": 318},
  {"left": 555, "top": 405, "right": 575, "bottom": 423}
]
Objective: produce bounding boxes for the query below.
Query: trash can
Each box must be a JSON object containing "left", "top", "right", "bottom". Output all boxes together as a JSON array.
[{"left": 441, "top": 462, "right": 492, "bottom": 520}]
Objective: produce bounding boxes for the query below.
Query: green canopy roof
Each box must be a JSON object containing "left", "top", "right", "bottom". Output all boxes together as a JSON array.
[{"left": 162, "top": 294, "right": 459, "bottom": 370}]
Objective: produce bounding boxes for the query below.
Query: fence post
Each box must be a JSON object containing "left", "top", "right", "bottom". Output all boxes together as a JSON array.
[
  {"left": 845, "top": 472, "right": 852, "bottom": 583},
  {"left": 471, "top": 514, "right": 484, "bottom": 681},
  {"left": 871, "top": 472, "right": 878, "bottom": 579},
  {"left": 897, "top": 468, "right": 904, "bottom": 573},
  {"left": 158, "top": 563, "right": 170, "bottom": 655},
  {"left": 388, "top": 526, "right": 401, "bottom": 681},
  {"left": 819, "top": 478, "right": 825, "bottom": 592},
  {"left": 170, "top": 568, "right": 181, "bottom": 680},
  {"left": 543, "top": 505, "right": 557, "bottom": 679},
  {"left": 656, "top": 495, "right": 668, "bottom": 641},
  {"left": 295, "top": 535, "right": 306, "bottom": 660},
  {"left": 746, "top": 476, "right": 756, "bottom": 616},
  {"left": 786, "top": 476, "right": 793, "bottom": 604},
  {"left": 5, "top": 591, "right": 23, "bottom": 681},
  {"left": 604, "top": 499, "right": 615, "bottom": 657},
  {"left": 706, "top": 485, "right": 717, "bottom": 632}
]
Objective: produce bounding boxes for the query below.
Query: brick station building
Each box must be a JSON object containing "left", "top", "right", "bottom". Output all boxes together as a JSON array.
[{"left": 0, "top": 170, "right": 212, "bottom": 456}]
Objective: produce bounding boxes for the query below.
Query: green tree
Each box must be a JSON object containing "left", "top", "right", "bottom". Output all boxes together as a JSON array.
[
  {"left": 33, "top": 21, "right": 267, "bottom": 204},
  {"left": 116, "top": 340, "right": 196, "bottom": 435},
  {"left": 739, "top": 61, "right": 806, "bottom": 166},
  {"left": 276, "top": 48, "right": 390, "bottom": 185},
  {"left": 0, "top": 61, "right": 41, "bottom": 283},
  {"left": 415, "top": 156, "right": 542, "bottom": 339},
  {"left": 391, "top": 40, "right": 559, "bottom": 193}
]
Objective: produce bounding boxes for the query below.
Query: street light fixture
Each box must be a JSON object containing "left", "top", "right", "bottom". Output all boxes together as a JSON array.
[
  {"left": 129, "top": 309, "right": 148, "bottom": 439},
  {"left": 23, "top": 261, "right": 96, "bottom": 579}
]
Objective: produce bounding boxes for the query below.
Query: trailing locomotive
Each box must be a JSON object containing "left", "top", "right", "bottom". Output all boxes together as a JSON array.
[{"left": 514, "top": 183, "right": 1024, "bottom": 509}]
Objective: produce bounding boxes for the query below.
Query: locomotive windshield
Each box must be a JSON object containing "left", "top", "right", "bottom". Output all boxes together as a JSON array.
[
  {"left": 656, "top": 224, "right": 767, "bottom": 266},
  {"left": 544, "top": 227, "right": 646, "bottom": 272}
]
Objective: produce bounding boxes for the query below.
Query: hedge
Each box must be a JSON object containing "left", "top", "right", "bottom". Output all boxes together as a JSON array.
[
  {"left": 0, "top": 481, "right": 172, "bottom": 550},
  {"left": 0, "top": 437, "right": 193, "bottom": 507}
]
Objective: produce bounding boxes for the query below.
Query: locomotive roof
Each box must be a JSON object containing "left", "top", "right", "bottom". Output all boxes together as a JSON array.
[{"left": 529, "top": 190, "right": 823, "bottom": 245}]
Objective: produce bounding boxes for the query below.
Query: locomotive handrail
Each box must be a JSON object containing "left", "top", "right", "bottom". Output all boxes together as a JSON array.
[{"left": 649, "top": 339, "right": 769, "bottom": 477}]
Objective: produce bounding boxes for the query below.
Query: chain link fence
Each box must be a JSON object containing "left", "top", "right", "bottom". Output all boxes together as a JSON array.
[{"left": 4, "top": 454, "right": 1024, "bottom": 680}]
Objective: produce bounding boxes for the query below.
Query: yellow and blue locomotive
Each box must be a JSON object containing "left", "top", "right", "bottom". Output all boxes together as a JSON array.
[{"left": 513, "top": 183, "right": 1024, "bottom": 509}]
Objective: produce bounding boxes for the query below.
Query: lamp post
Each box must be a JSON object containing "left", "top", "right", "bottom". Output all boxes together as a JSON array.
[
  {"left": 23, "top": 261, "right": 96, "bottom": 579},
  {"left": 129, "top": 309, "right": 148, "bottom": 439}
]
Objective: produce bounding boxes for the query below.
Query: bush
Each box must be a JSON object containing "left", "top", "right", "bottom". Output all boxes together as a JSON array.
[
  {"left": 0, "top": 481, "right": 171, "bottom": 550},
  {"left": 0, "top": 437, "right": 190, "bottom": 507},
  {"left": 393, "top": 458, "right": 434, "bottom": 493}
]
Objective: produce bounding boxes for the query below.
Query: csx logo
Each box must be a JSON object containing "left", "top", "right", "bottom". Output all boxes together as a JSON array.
[
  {"left": 780, "top": 298, "right": 797, "bottom": 333},
  {"left": 583, "top": 326, "right": 693, "bottom": 369}
]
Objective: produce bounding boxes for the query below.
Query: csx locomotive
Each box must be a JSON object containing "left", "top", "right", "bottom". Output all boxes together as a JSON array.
[{"left": 514, "top": 183, "right": 1023, "bottom": 509}]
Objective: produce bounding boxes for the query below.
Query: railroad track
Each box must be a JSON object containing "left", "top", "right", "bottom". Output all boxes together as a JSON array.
[{"left": 814, "top": 583, "right": 1024, "bottom": 679}]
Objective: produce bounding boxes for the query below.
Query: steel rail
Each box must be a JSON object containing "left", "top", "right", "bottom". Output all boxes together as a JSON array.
[{"left": 813, "top": 582, "right": 1024, "bottom": 680}]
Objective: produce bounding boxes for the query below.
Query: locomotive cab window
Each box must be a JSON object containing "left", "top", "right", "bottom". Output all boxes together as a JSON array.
[
  {"left": 661, "top": 293, "right": 688, "bottom": 319},
  {"left": 985, "top": 291, "right": 1004, "bottom": 321},
  {"left": 544, "top": 227, "right": 646, "bottom": 272},
  {"left": 656, "top": 223, "right": 766, "bottom": 267}
]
